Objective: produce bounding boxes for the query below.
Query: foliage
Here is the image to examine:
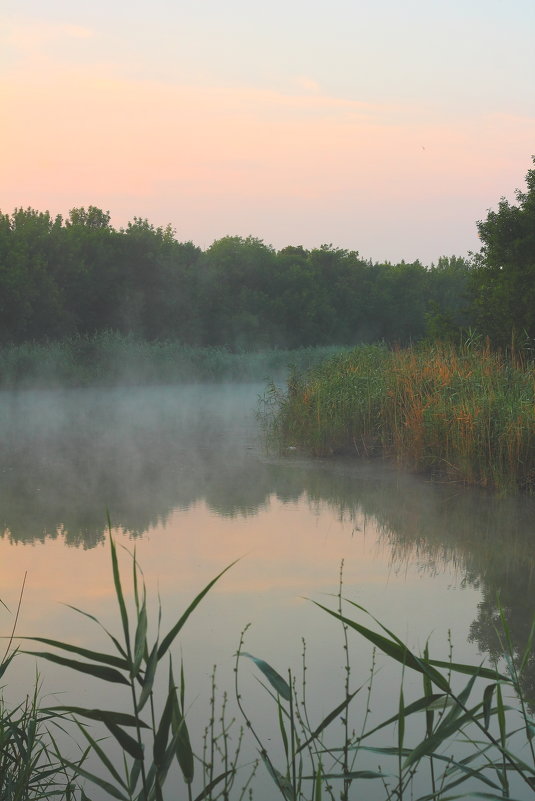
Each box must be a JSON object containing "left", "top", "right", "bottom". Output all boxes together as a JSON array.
[
  {"left": 0, "top": 581, "right": 79, "bottom": 801},
  {"left": 235, "top": 563, "right": 535, "bottom": 800},
  {"left": 0, "top": 207, "right": 472, "bottom": 350},
  {"left": 0, "top": 334, "right": 349, "bottom": 388},
  {"left": 4, "top": 546, "right": 535, "bottom": 799},
  {"left": 470, "top": 157, "right": 535, "bottom": 348},
  {"left": 261, "top": 341, "right": 535, "bottom": 493},
  {"left": 22, "top": 535, "right": 247, "bottom": 801}
]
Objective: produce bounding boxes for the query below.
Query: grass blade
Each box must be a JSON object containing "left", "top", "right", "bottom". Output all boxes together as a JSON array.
[
  {"left": 105, "top": 721, "right": 144, "bottom": 761},
  {"left": 48, "top": 706, "right": 149, "bottom": 728},
  {"left": 172, "top": 701, "right": 194, "bottom": 783},
  {"left": 62, "top": 604, "right": 128, "bottom": 660},
  {"left": 241, "top": 652, "right": 291, "bottom": 701},
  {"left": 58, "top": 758, "right": 130, "bottom": 801},
  {"left": 192, "top": 770, "right": 236, "bottom": 801},
  {"left": 138, "top": 641, "right": 159, "bottom": 712},
  {"left": 313, "top": 601, "right": 450, "bottom": 692},
  {"left": 133, "top": 597, "right": 148, "bottom": 678},
  {"left": 483, "top": 684, "right": 496, "bottom": 731},
  {"left": 109, "top": 534, "right": 131, "bottom": 662},
  {"left": 157, "top": 560, "right": 238, "bottom": 660},
  {"left": 297, "top": 688, "right": 362, "bottom": 753},
  {"left": 22, "top": 637, "right": 128, "bottom": 670},
  {"left": 24, "top": 651, "right": 129, "bottom": 684}
]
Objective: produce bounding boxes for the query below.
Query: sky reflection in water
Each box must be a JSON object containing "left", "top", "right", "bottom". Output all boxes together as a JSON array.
[{"left": 0, "top": 383, "right": 534, "bottom": 796}]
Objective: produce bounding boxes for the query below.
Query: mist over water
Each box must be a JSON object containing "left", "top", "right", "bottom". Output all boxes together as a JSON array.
[{"left": 1, "top": 381, "right": 534, "bottom": 799}]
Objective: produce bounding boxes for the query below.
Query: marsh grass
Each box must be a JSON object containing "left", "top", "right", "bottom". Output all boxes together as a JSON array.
[
  {"left": 0, "top": 579, "right": 79, "bottom": 801},
  {"left": 262, "top": 342, "right": 535, "bottom": 493},
  {"left": 0, "top": 333, "right": 348, "bottom": 389}
]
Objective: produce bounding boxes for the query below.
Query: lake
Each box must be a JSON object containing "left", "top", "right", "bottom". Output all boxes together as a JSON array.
[{"left": 1, "top": 382, "right": 534, "bottom": 799}]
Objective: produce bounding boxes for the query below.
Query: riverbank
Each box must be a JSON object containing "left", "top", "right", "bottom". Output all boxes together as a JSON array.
[
  {"left": 0, "top": 333, "right": 349, "bottom": 388},
  {"left": 261, "top": 342, "right": 535, "bottom": 494}
]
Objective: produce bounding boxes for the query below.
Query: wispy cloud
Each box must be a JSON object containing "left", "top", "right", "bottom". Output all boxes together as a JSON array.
[
  {"left": 2, "top": 56, "right": 534, "bottom": 259},
  {"left": 4, "top": 20, "right": 93, "bottom": 53}
]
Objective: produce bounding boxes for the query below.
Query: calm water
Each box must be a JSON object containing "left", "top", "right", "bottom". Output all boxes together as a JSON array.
[{"left": 1, "top": 383, "right": 534, "bottom": 799}]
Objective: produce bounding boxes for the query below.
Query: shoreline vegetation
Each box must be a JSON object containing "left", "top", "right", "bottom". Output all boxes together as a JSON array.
[
  {"left": 0, "top": 334, "right": 349, "bottom": 388},
  {"left": 261, "top": 341, "right": 535, "bottom": 495},
  {"left": 3, "top": 540, "right": 535, "bottom": 800}
]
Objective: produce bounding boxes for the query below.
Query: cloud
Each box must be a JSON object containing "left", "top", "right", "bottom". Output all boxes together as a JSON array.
[
  {"left": 293, "top": 76, "right": 322, "bottom": 94},
  {"left": 1, "top": 55, "right": 534, "bottom": 260},
  {"left": 4, "top": 20, "right": 93, "bottom": 53}
]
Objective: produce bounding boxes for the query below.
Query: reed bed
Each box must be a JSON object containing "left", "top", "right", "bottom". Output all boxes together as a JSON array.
[
  {"left": 0, "top": 333, "right": 348, "bottom": 388},
  {"left": 262, "top": 342, "right": 535, "bottom": 494}
]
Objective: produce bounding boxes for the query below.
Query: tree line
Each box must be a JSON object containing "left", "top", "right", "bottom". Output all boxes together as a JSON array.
[{"left": 0, "top": 159, "right": 533, "bottom": 349}]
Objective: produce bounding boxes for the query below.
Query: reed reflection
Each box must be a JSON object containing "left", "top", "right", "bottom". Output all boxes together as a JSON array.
[{"left": 1, "top": 383, "right": 534, "bottom": 694}]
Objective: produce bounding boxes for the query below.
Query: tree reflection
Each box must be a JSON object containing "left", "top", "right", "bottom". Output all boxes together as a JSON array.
[{"left": 1, "top": 384, "right": 534, "bottom": 691}]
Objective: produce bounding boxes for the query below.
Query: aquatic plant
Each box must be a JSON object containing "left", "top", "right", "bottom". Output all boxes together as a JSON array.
[
  {"left": 262, "top": 341, "right": 535, "bottom": 493},
  {"left": 0, "top": 333, "right": 349, "bottom": 389},
  {"left": 6, "top": 541, "right": 535, "bottom": 799},
  {"left": 22, "top": 535, "right": 246, "bottom": 801},
  {"left": 0, "top": 579, "right": 79, "bottom": 801},
  {"left": 238, "top": 584, "right": 535, "bottom": 800}
]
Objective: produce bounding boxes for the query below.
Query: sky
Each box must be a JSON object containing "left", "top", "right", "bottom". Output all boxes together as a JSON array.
[{"left": 2, "top": 0, "right": 534, "bottom": 264}]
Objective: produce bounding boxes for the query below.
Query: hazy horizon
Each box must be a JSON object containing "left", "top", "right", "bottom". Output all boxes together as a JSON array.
[{"left": 2, "top": 0, "right": 535, "bottom": 264}]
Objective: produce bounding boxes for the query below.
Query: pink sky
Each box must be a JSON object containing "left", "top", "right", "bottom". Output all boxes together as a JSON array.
[{"left": 2, "top": 3, "right": 535, "bottom": 263}]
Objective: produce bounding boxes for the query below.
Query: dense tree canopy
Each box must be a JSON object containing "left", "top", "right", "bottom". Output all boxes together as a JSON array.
[
  {"left": 0, "top": 203, "right": 476, "bottom": 349},
  {"left": 470, "top": 158, "right": 535, "bottom": 348}
]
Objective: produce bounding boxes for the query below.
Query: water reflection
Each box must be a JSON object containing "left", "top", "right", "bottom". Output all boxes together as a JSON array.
[{"left": 1, "top": 383, "right": 534, "bottom": 694}]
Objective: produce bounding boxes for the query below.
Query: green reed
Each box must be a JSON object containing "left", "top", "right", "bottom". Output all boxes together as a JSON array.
[
  {"left": 0, "top": 333, "right": 349, "bottom": 388},
  {"left": 5, "top": 541, "right": 535, "bottom": 799},
  {"left": 0, "top": 578, "right": 79, "bottom": 801},
  {"left": 237, "top": 590, "right": 535, "bottom": 800},
  {"left": 20, "top": 533, "right": 246, "bottom": 801},
  {"left": 261, "top": 341, "right": 535, "bottom": 493}
]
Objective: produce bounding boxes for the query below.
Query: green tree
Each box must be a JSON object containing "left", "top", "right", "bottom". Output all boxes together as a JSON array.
[
  {"left": 0, "top": 208, "right": 72, "bottom": 342},
  {"left": 470, "top": 158, "right": 535, "bottom": 347}
]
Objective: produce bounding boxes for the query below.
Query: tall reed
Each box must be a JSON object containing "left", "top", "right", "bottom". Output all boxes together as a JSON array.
[
  {"left": 0, "top": 333, "right": 349, "bottom": 388},
  {"left": 6, "top": 544, "right": 535, "bottom": 799},
  {"left": 262, "top": 342, "right": 535, "bottom": 493}
]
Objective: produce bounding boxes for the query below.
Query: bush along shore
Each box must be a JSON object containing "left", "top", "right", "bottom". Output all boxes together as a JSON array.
[
  {"left": 260, "top": 341, "right": 535, "bottom": 494},
  {"left": 3, "top": 539, "right": 535, "bottom": 800}
]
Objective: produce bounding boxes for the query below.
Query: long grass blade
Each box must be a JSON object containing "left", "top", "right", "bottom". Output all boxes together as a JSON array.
[
  {"left": 482, "top": 683, "right": 496, "bottom": 731},
  {"left": 0, "top": 649, "right": 18, "bottom": 680},
  {"left": 313, "top": 602, "right": 450, "bottom": 692},
  {"left": 25, "top": 651, "right": 129, "bottom": 684},
  {"left": 48, "top": 706, "right": 149, "bottom": 728},
  {"left": 109, "top": 534, "right": 131, "bottom": 661},
  {"left": 138, "top": 642, "right": 159, "bottom": 711},
  {"left": 58, "top": 758, "right": 130, "bottom": 801},
  {"left": 61, "top": 604, "right": 128, "bottom": 659},
  {"left": 192, "top": 770, "right": 236, "bottom": 801},
  {"left": 277, "top": 697, "right": 290, "bottom": 761},
  {"left": 153, "top": 688, "right": 173, "bottom": 768},
  {"left": 172, "top": 704, "right": 194, "bottom": 784},
  {"left": 157, "top": 560, "right": 238, "bottom": 660},
  {"left": 22, "top": 637, "right": 129, "bottom": 670},
  {"left": 403, "top": 703, "right": 484, "bottom": 769},
  {"left": 259, "top": 751, "right": 295, "bottom": 801},
  {"left": 133, "top": 597, "right": 148, "bottom": 678},
  {"left": 241, "top": 652, "right": 291, "bottom": 701},
  {"left": 105, "top": 721, "right": 144, "bottom": 761},
  {"left": 305, "top": 770, "right": 384, "bottom": 780}
]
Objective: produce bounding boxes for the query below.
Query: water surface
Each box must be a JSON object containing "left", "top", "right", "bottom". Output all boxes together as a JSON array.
[{"left": 1, "top": 383, "right": 534, "bottom": 798}]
